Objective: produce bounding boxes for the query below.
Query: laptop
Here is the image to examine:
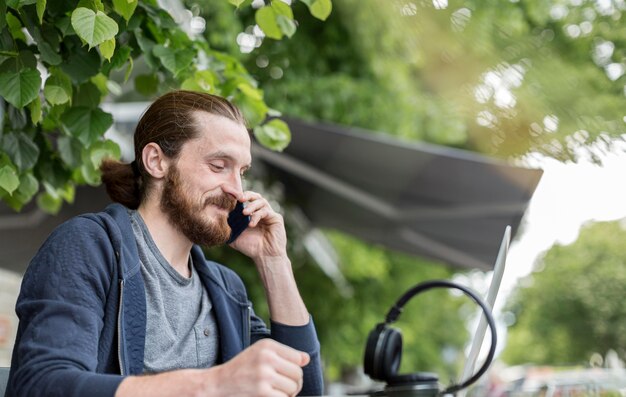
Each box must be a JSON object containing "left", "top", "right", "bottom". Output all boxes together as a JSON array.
[{"left": 458, "top": 225, "right": 511, "bottom": 394}]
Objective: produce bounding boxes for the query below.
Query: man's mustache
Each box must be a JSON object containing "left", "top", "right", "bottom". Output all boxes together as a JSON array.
[{"left": 205, "top": 194, "right": 237, "bottom": 212}]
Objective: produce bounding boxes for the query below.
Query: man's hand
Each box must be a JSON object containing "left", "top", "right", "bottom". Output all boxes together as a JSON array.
[
  {"left": 209, "top": 339, "right": 310, "bottom": 397},
  {"left": 229, "top": 191, "right": 288, "bottom": 262},
  {"left": 115, "top": 339, "right": 310, "bottom": 397}
]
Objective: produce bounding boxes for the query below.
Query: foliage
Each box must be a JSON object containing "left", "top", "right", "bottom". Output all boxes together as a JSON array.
[
  {"left": 0, "top": 0, "right": 330, "bottom": 212},
  {"left": 244, "top": 0, "right": 626, "bottom": 162},
  {"left": 502, "top": 220, "right": 626, "bottom": 365}
]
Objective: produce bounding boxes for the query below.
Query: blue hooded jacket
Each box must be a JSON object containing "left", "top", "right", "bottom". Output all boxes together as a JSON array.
[{"left": 6, "top": 204, "right": 323, "bottom": 397}]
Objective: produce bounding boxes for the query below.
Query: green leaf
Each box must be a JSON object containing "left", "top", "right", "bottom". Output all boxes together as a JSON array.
[
  {"left": 41, "top": 104, "right": 67, "bottom": 131},
  {"left": 238, "top": 83, "right": 263, "bottom": 101},
  {"left": 71, "top": 7, "right": 119, "bottom": 48},
  {"left": 12, "top": 172, "right": 38, "bottom": 204},
  {"left": 7, "top": 106, "right": 27, "bottom": 130},
  {"left": 255, "top": 6, "right": 282, "bottom": 40},
  {"left": 4, "top": 172, "right": 39, "bottom": 210},
  {"left": 73, "top": 81, "right": 102, "bottom": 108},
  {"left": 18, "top": 50, "right": 37, "bottom": 69},
  {"left": 36, "top": 0, "right": 46, "bottom": 23},
  {"left": 37, "top": 191, "right": 62, "bottom": 214},
  {"left": 36, "top": 152, "right": 71, "bottom": 193},
  {"left": 99, "top": 37, "right": 115, "bottom": 61},
  {"left": 112, "top": 0, "right": 137, "bottom": 23},
  {"left": 0, "top": 68, "right": 41, "bottom": 108},
  {"left": 79, "top": 164, "right": 101, "bottom": 186},
  {"left": 36, "top": 37, "right": 62, "bottom": 66},
  {"left": 271, "top": 0, "right": 293, "bottom": 19},
  {"left": 6, "top": 13, "right": 26, "bottom": 42},
  {"left": 57, "top": 136, "right": 83, "bottom": 167},
  {"left": 41, "top": 180, "right": 74, "bottom": 203},
  {"left": 134, "top": 29, "right": 158, "bottom": 69},
  {"left": 0, "top": 165, "right": 19, "bottom": 194},
  {"left": 267, "top": 108, "right": 282, "bottom": 117},
  {"left": 0, "top": 51, "right": 36, "bottom": 74},
  {"left": 44, "top": 69, "right": 73, "bottom": 105},
  {"left": 79, "top": 161, "right": 100, "bottom": 185},
  {"left": 43, "top": 85, "right": 70, "bottom": 106},
  {"left": 27, "top": 26, "right": 62, "bottom": 66},
  {"left": 90, "top": 73, "right": 108, "bottom": 97},
  {"left": 124, "top": 55, "right": 133, "bottom": 83},
  {"left": 153, "top": 45, "right": 195, "bottom": 77},
  {"left": 236, "top": 93, "right": 268, "bottom": 128},
  {"left": 89, "top": 139, "right": 120, "bottom": 168},
  {"left": 181, "top": 70, "right": 218, "bottom": 93},
  {"left": 55, "top": 16, "right": 74, "bottom": 36},
  {"left": 0, "top": 1, "right": 7, "bottom": 31},
  {"left": 276, "top": 14, "right": 296, "bottom": 38},
  {"left": 134, "top": 73, "right": 159, "bottom": 96},
  {"left": 102, "top": 44, "right": 131, "bottom": 74},
  {"left": 28, "top": 96, "right": 42, "bottom": 124},
  {"left": 301, "top": 0, "right": 332, "bottom": 20},
  {"left": 60, "top": 182, "right": 75, "bottom": 203},
  {"left": 60, "top": 107, "right": 113, "bottom": 146},
  {"left": 253, "top": 119, "right": 291, "bottom": 151},
  {"left": 76, "top": 0, "right": 104, "bottom": 13},
  {"left": 228, "top": 0, "right": 246, "bottom": 7},
  {"left": 61, "top": 43, "right": 101, "bottom": 84},
  {"left": 20, "top": 172, "right": 39, "bottom": 200},
  {"left": 2, "top": 132, "right": 40, "bottom": 171}
]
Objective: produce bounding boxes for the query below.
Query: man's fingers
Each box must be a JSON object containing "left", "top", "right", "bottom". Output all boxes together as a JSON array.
[
  {"left": 249, "top": 341, "right": 307, "bottom": 396},
  {"left": 274, "top": 357, "right": 304, "bottom": 382},
  {"left": 267, "top": 340, "right": 310, "bottom": 367},
  {"left": 267, "top": 353, "right": 305, "bottom": 397},
  {"left": 299, "top": 351, "right": 310, "bottom": 367},
  {"left": 269, "top": 371, "right": 301, "bottom": 396}
]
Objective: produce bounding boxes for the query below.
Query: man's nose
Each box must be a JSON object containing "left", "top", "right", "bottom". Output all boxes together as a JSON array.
[{"left": 222, "top": 173, "right": 244, "bottom": 201}]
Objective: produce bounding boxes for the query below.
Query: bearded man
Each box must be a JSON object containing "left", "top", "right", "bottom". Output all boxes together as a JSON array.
[{"left": 6, "top": 91, "right": 323, "bottom": 397}]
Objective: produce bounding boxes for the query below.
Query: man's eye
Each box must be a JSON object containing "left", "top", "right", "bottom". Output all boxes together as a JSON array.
[{"left": 210, "top": 163, "right": 225, "bottom": 171}]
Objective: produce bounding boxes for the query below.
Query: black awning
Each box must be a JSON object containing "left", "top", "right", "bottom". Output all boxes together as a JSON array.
[{"left": 254, "top": 118, "right": 543, "bottom": 270}]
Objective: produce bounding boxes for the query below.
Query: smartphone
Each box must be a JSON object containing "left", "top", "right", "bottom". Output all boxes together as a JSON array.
[{"left": 227, "top": 201, "right": 250, "bottom": 244}]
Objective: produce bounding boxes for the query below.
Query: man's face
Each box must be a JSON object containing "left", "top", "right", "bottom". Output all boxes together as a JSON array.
[{"left": 159, "top": 112, "right": 252, "bottom": 246}]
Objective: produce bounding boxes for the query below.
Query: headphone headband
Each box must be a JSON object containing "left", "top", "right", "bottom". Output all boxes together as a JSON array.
[{"left": 377, "top": 279, "right": 498, "bottom": 395}]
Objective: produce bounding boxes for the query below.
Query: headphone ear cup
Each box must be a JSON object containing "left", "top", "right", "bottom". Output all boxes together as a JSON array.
[
  {"left": 363, "top": 324, "right": 403, "bottom": 382},
  {"left": 364, "top": 324, "right": 385, "bottom": 380},
  {"left": 380, "top": 327, "right": 402, "bottom": 380}
]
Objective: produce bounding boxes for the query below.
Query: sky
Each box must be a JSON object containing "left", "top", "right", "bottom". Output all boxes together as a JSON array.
[{"left": 498, "top": 141, "right": 626, "bottom": 311}]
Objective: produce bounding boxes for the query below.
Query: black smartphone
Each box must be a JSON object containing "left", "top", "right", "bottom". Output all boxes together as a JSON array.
[{"left": 227, "top": 201, "right": 250, "bottom": 244}]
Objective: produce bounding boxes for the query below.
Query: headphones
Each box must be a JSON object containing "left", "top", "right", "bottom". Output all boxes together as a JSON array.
[{"left": 363, "top": 280, "right": 497, "bottom": 396}]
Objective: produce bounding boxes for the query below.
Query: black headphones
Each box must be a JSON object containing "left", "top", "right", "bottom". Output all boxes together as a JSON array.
[{"left": 363, "top": 280, "right": 497, "bottom": 395}]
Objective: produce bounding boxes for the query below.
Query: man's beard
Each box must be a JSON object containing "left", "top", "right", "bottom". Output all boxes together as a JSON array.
[{"left": 160, "top": 165, "right": 237, "bottom": 247}]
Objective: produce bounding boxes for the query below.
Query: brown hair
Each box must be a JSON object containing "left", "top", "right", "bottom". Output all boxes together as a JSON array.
[{"left": 100, "top": 90, "right": 247, "bottom": 209}]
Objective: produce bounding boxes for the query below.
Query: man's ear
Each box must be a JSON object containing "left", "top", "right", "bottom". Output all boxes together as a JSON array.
[{"left": 141, "top": 142, "right": 170, "bottom": 179}]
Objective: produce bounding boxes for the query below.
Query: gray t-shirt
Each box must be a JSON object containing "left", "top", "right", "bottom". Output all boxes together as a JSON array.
[{"left": 129, "top": 210, "right": 219, "bottom": 373}]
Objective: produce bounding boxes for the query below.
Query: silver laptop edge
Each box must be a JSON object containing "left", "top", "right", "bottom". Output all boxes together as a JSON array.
[{"left": 458, "top": 225, "right": 511, "bottom": 391}]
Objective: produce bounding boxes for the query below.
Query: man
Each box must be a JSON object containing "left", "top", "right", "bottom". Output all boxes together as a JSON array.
[{"left": 6, "top": 90, "right": 323, "bottom": 397}]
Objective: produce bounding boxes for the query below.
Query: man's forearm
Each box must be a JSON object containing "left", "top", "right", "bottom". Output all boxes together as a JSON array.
[
  {"left": 255, "top": 255, "right": 309, "bottom": 326},
  {"left": 115, "top": 369, "right": 213, "bottom": 397}
]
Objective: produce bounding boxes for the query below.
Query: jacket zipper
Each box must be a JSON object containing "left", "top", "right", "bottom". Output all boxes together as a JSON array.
[
  {"left": 117, "top": 279, "right": 125, "bottom": 376},
  {"left": 244, "top": 304, "right": 251, "bottom": 347}
]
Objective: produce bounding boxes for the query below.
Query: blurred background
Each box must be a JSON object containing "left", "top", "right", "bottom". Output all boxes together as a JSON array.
[{"left": 2, "top": 0, "right": 626, "bottom": 395}]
